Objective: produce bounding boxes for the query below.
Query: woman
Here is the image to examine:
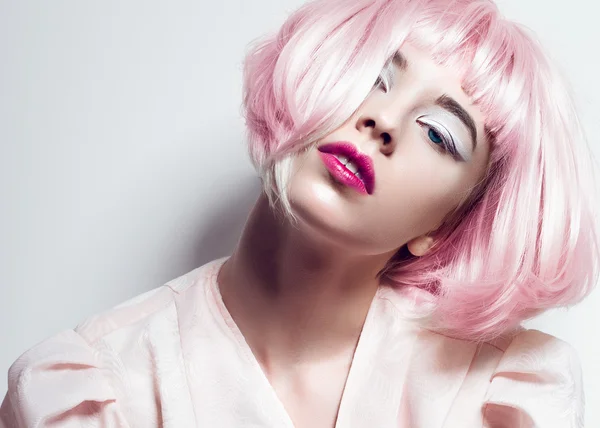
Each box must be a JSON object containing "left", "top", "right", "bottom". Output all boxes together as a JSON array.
[{"left": 2, "top": 0, "right": 598, "bottom": 426}]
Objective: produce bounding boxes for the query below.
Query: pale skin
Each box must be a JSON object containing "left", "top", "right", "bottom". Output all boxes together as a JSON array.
[{"left": 217, "top": 42, "right": 491, "bottom": 428}]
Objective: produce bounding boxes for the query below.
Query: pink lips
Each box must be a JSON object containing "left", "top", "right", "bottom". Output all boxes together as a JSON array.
[{"left": 317, "top": 142, "right": 375, "bottom": 195}]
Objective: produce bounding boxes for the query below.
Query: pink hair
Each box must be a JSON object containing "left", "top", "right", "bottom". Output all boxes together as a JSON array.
[{"left": 241, "top": 0, "right": 600, "bottom": 341}]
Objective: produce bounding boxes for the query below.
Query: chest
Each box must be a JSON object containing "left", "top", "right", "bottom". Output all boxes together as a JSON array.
[{"left": 267, "top": 358, "right": 354, "bottom": 428}]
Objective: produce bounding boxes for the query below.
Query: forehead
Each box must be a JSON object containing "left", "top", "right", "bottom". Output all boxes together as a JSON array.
[{"left": 397, "top": 42, "right": 469, "bottom": 98}]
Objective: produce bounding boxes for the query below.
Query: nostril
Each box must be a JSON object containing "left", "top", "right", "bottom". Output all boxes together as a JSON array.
[{"left": 382, "top": 133, "right": 392, "bottom": 145}]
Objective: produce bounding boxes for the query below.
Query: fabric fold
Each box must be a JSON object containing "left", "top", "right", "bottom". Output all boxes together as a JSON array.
[
  {"left": 1, "top": 330, "right": 130, "bottom": 428},
  {"left": 482, "top": 329, "right": 584, "bottom": 428}
]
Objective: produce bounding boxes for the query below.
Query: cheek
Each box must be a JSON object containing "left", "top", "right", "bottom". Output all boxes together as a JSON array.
[
  {"left": 287, "top": 152, "right": 352, "bottom": 229},
  {"left": 289, "top": 151, "right": 339, "bottom": 207},
  {"left": 375, "top": 161, "right": 466, "bottom": 234}
]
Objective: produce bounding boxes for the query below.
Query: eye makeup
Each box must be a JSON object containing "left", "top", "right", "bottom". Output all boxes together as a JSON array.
[{"left": 417, "top": 107, "right": 473, "bottom": 162}]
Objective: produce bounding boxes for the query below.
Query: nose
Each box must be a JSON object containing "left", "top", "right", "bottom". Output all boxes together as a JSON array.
[{"left": 355, "top": 111, "right": 398, "bottom": 156}]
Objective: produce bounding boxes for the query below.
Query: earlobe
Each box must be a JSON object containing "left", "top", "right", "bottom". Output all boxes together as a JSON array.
[{"left": 407, "top": 235, "right": 435, "bottom": 257}]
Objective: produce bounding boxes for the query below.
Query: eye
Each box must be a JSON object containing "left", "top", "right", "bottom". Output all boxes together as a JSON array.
[
  {"left": 416, "top": 117, "right": 461, "bottom": 159},
  {"left": 427, "top": 127, "right": 444, "bottom": 145},
  {"left": 373, "top": 75, "right": 388, "bottom": 93}
]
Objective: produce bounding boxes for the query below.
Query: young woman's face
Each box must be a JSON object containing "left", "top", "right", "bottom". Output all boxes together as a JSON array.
[{"left": 288, "top": 41, "right": 491, "bottom": 256}]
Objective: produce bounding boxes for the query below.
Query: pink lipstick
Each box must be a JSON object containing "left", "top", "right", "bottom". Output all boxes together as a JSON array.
[{"left": 317, "top": 142, "right": 375, "bottom": 195}]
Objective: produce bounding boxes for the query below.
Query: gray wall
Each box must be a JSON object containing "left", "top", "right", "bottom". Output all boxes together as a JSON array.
[{"left": 1, "top": 0, "right": 598, "bottom": 425}]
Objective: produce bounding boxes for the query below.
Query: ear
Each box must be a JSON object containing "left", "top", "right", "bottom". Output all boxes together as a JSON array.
[{"left": 406, "top": 235, "right": 435, "bottom": 257}]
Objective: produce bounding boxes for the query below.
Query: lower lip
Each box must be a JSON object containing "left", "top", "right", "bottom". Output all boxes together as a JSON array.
[{"left": 318, "top": 152, "right": 368, "bottom": 195}]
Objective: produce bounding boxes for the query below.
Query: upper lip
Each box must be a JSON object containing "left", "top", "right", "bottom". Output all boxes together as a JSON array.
[{"left": 317, "top": 142, "right": 376, "bottom": 194}]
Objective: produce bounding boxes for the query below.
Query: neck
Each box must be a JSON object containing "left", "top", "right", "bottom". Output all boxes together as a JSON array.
[{"left": 217, "top": 192, "right": 395, "bottom": 372}]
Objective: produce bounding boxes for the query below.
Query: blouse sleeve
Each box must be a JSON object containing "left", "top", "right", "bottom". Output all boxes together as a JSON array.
[
  {"left": 482, "top": 329, "right": 585, "bottom": 428},
  {"left": 0, "top": 329, "right": 130, "bottom": 427}
]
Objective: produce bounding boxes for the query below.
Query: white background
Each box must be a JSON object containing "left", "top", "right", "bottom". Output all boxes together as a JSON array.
[{"left": 1, "top": 0, "right": 598, "bottom": 425}]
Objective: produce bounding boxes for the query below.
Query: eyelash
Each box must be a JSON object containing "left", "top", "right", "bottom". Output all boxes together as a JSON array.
[{"left": 373, "top": 76, "right": 460, "bottom": 159}]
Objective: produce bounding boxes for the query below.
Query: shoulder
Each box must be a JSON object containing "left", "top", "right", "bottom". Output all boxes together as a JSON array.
[
  {"left": 483, "top": 329, "right": 584, "bottom": 427},
  {"left": 370, "top": 290, "right": 584, "bottom": 426},
  {"left": 0, "top": 257, "right": 227, "bottom": 427},
  {"left": 75, "top": 256, "right": 226, "bottom": 348},
  {"left": 487, "top": 328, "right": 582, "bottom": 373}
]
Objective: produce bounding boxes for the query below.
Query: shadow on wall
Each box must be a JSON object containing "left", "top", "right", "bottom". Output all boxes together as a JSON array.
[{"left": 191, "top": 174, "right": 263, "bottom": 267}]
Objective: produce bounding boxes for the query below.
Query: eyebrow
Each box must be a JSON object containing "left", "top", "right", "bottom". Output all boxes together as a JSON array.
[
  {"left": 392, "top": 51, "right": 478, "bottom": 152},
  {"left": 392, "top": 51, "right": 408, "bottom": 71}
]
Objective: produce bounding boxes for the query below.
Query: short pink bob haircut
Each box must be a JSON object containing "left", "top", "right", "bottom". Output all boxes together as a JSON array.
[{"left": 241, "top": 0, "right": 600, "bottom": 342}]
